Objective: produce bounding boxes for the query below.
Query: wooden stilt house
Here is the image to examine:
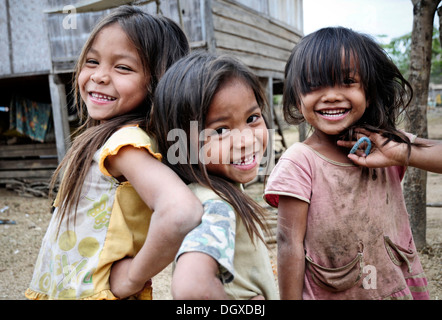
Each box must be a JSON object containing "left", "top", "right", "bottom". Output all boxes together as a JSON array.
[{"left": 0, "top": 0, "right": 303, "bottom": 191}]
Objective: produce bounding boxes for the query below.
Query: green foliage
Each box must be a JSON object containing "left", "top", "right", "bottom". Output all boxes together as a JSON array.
[{"left": 381, "top": 27, "right": 442, "bottom": 83}]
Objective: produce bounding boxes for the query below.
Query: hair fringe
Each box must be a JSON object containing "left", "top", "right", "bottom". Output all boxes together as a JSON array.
[{"left": 283, "top": 27, "right": 417, "bottom": 157}]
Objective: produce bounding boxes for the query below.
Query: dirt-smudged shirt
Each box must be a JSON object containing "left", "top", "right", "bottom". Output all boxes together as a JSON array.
[{"left": 265, "top": 141, "right": 429, "bottom": 300}]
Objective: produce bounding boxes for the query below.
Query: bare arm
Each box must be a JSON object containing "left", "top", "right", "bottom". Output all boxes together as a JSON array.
[
  {"left": 172, "top": 252, "right": 228, "bottom": 299},
  {"left": 107, "top": 146, "right": 203, "bottom": 298},
  {"left": 408, "top": 137, "right": 442, "bottom": 173},
  {"left": 338, "top": 129, "right": 442, "bottom": 173},
  {"left": 171, "top": 199, "right": 239, "bottom": 300},
  {"left": 277, "top": 196, "right": 309, "bottom": 300}
]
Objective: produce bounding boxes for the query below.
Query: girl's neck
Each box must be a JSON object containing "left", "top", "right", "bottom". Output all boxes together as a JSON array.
[{"left": 303, "top": 129, "right": 353, "bottom": 164}]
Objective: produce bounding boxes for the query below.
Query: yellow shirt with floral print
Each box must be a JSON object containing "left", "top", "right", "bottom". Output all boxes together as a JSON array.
[{"left": 25, "top": 126, "right": 160, "bottom": 300}]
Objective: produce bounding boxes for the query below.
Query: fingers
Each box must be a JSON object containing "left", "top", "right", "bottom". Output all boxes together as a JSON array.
[
  {"left": 347, "top": 153, "right": 369, "bottom": 167},
  {"left": 338, "top": 128, "right": 386, "bottom": 152},
  {"left": 337, "top": 129, "right": 373, "bottom": 148},
  {"left": 337, "top": 140, "right": 355, "bottom": 148},
  {"left": 338, "top": 137, "right": 373, "bottom": 156}
]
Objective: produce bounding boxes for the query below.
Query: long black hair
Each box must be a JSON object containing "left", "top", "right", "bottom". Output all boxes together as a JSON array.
[{"left": 51, "top": 5, "right": 190, "bottom": 230}]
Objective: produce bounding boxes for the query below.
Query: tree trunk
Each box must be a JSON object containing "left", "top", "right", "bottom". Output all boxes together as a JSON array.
[
  {"left": 438, "top": 6, "right": 442, "bottom": 46},
  {"left": 404, "top": 0, "right": 440, "bottom": 250}
]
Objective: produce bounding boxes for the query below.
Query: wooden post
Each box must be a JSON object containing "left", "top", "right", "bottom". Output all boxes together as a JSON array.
[
  {"left": 261, "top": 76, "right": 274, "bottom": 128},
  {"left": 48, "top": 74, "right": 70, "bottom": 163},
  {"left": 404, "top": 0, "right": 441, "bottom": 249},
  {"left": 203, "top": 0, "right": 217, "bottom": 52},
  {"left": 260, "top": 77, "right": 276, "bottom": 176}
]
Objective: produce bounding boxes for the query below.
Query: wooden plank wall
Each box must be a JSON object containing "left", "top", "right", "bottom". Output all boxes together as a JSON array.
[
  {"left": 0, "top": 0, "right": 52, "bottom": 77},
  {"left": 1, "top": 0, "right": 302, "bottom": 78},
  {"left": 0, "top": 0, "right": 12, "bottom": 75},
  {"left": 0, "top": 143, "right": 58, "bottom": 182},
  {"left": 46, "top": 9, "right": 113, "bottom": 73},
  {"left": 169, "top": 0, "right": 205, "bottom": 45},
  {"left": 212, "top": 0, "right": 302, "bottom": 80},
  {"left": 46, "top": 0, "right": 206, "bottom": 73}
]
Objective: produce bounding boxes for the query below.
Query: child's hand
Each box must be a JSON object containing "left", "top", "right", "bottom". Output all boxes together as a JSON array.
[
  {"left": 337, "top": 129, "right": 408, "bottom": 168},
  {"left": 110, "top": 257, "right": 152, "bottom": 299}
]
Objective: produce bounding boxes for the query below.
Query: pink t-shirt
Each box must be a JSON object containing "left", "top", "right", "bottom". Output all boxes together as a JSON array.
[{"left": 265, "top": 142, "right": 429, "bottom": 300}]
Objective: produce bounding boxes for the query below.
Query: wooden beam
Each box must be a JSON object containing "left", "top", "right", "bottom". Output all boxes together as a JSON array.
[
  {"left": 0, "top": 158, "right": 58, "bottom": 170},
  {"left": 0, "top": 144, "right": 57, "bottom": 158},
  {"left": 259, "top": 76, "right": 276, "bottom": 176},
  {"left": 204, "top": 0, "right": 217, "bottom": 52},
  {"left": 48, "top": 74, "right": 70, "bottom": 163},
  {"left": 0, "top": 169, "right": 55, "bottom": 180}
]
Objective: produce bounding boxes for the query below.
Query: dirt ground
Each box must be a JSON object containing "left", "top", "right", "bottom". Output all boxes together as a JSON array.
[{"left": 1, "top": 109, "right": 441, "bottom": 300}]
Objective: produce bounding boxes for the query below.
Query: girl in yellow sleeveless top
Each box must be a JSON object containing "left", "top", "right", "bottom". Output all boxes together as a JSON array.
[{"left": 25, "top": 6, "right": 202, "bottom": 300}]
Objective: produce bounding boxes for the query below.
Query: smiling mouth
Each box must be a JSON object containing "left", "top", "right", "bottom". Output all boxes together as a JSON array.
[
  {"left": 90, "top": 92, "right": 116, "bottom": 102},
  {"left": 317, "top": 109, "right": 349, "bottom": 118},
  {"left": 232, "top": 155, "right": 255, "bottom": 166}
]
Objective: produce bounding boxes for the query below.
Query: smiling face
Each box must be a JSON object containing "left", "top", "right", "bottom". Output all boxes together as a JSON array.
[
  {"left": 202, "top": 78, "right": 268, "bottom": 184},
  {"left": 299, "top": 56, "right": 367, "bottom": 137},
  {"left": 78, "top": 23, "right": 149, "bottom": 122}
]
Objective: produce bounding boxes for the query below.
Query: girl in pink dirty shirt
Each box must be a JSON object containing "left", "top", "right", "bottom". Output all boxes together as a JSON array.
[{"left": 264, "top": 27, "right": 435, "bottom": 300}]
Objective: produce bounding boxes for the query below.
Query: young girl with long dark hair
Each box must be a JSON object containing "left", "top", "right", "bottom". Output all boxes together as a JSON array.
[
  {"left": 26, "top": 6, "right": 201, "bottom": 300},
  {"left": 265, "top": 27, "right": 431, "bottom": 300},
  {"left": 150, "top": 51, "right": 278, "bottom": 299}
]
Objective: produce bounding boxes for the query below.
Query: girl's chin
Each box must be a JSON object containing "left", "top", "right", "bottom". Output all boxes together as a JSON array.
[{"left": 231, "top": 168, "right": 260, "bottom": 185}]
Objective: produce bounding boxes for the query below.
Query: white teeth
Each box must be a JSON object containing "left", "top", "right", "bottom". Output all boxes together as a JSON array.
[
  {"left": 319, "top": 109, "right": 347, "bottom": 117},
  {"left": 232, "top": 155, "right": 254, "bottom": 166},
  {"left": 91, "top": 92, "right": 116, "bottom": 101}
]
